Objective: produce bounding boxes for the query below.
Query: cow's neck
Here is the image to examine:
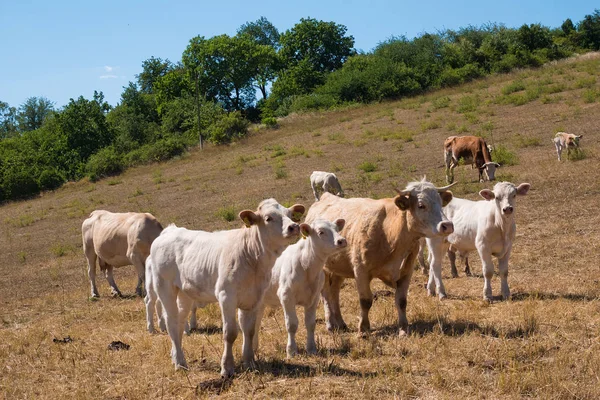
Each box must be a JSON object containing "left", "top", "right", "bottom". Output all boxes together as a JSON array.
[
  {"left": 389, "top": 206, "right": 420, "bottom": 252},
  {"left": 492, "top": 207, "right": 515, "bottom": 256},
  {"left": 240, "top": 226, "right": 282, "bottom": 272},
  {"left": 298, "top": 238, "right": 329, "bottom": 280}
]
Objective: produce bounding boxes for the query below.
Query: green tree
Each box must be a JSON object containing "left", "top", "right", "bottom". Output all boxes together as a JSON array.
[
  {"left": 0, "top": 101, "right": 18, "bottom": 138},
  {"left": 154, "top": 66, "right": 193, "bottom": 114},
  {"left": 578, "top": 9, "right": 600, "bottom": 50},
  {"left": 136, "top": 57, "right": 174, "bottom": 94},
  {"left": 237, "top": 16, "right": 280, "bottom": 48},
  {"left": 561, "top": 18, "right": 576, "bottom": 35},
  {"left": 17, "top": 96, "right": 54, "bottom": 132}
]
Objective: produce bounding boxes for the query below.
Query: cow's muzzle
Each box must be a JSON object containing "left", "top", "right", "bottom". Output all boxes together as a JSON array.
[
  {"left": 438, "top": 221, "right": 454, "bottom": 236},
  {"left": 285, "top": 223, "right": 300, "bottom": 237},
  {"left": 503, "top": 206, "right": 514, "bottom": 215},
  {"left": 336, "top": 238, "right": 347, "bottom": 248}
]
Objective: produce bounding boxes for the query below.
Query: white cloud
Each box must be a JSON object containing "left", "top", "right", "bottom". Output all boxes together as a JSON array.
[
  {"left": 104, "top": 65, "right": 114, "bottom": 72},
  {"left": 100, "top": 74, "right": 118, "bottom": 79}
]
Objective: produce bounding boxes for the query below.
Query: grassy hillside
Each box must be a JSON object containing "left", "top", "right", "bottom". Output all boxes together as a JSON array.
[{"left": 1, "top": 53, "right": 600, "bottom": 399}]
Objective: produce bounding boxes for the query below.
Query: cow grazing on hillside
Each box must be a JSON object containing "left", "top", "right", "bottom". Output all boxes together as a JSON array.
[
  {"left": 148, "top": 199, "right": 305, "bottom": 377},
  {"left": 310, "top": 171, "right": 344, "bottom": 201},
  {"left": 82, "top": 210, "right": 163, "bottom": 298},
  {"left": 305, "top": 179, "right": 455, "bottom": 336},
  {"left": 255, "top": 219, "right": 346, "bottom": 358},
  {"left": 444, "top": 135, "right": 500, "bottom": 184},
  {"left": 553, "top": 132, "right": 583, "bottom": 161},
  {"left": 425, "top": 182, "right": 530, "bottom": 301}
]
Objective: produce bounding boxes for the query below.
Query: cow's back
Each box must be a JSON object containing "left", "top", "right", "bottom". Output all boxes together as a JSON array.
[{"left": 306, "top": 193, "right": 399, "bottom": 279}]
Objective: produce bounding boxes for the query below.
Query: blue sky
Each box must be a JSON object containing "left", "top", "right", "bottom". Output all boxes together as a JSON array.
[{"left": 0, "top": 0, "right": 596, "bottom": 109}]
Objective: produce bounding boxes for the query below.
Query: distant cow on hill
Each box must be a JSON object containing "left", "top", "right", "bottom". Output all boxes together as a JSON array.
[
  {"left": 310, "top": 171, "right": 344, "bottom": 201},
  {"left": 553, "top": 132, "right": 583, "bottom": 161},
  {"left": 444, "top": 136, "right": 500, "bottom": 183},
  {"left": 82, "top": 211, "right": 163, "bottom": 298}
]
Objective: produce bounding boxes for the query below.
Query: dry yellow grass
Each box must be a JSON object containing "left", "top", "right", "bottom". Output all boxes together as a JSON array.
[{"left": 2, "top": 54, "right": 600, "bottom": 399}]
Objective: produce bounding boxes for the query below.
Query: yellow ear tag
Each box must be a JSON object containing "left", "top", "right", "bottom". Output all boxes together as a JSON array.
[
  {"left": 301, "top": 230, "right": 308, "bottom": 239},
  {"left": 243, "top": 217, "right": 251, "bottom": 228}
]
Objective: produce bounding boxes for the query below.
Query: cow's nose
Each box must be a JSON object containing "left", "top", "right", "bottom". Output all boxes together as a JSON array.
[
  {"left": 503, "top": 206, "right": 513, "bottom": 214},
  {"left": 288, "top": 224, "right": 299, "bottom": 233},
  {"left": 336, "top": 238, "right": 347, "bottom": 248},
  {"left": 440, "top": 221, "right": 454, "bottom": 235}
]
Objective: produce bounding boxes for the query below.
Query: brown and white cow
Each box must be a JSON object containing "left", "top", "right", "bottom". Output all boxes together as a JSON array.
[
  {"left": 305, "top": 179, "right": 455, "bottom": 336},
  {"left": 553, "top": 132, "right": 582, "bottom": 161},
  {"left": 82, "top": 210, "right": 163, "bottom": 298},
  {"left": 444, "top": 136, "right": 500, "bottom": 183}
]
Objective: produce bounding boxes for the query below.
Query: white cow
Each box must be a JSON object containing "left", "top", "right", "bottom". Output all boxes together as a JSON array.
[
  {"left": 426, "top": 182, "right": 530, "bottom": 301},
  {"left": 310, "top": 171, "right": 344, "bottom": 201},
  {"left": 82, "top": 210, "right": 163, "bottom": 298},
  {"left": 254, "top": 219, "right": 347, "bottom": 358},
  {"left": 148, "top": 199, "right": 305, "bottom": 377},
  {"left": 553, "top": 132, "right": 583, "bottom": 161}
]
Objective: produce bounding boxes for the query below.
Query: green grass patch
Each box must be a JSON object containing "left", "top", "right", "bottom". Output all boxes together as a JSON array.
[
  {"left": 514, "top": 134, "right": 541, "bottom": 148},
  {"left": 215, "top": 206, "right": 237, "bottom": 222},
  {"left": 446, "top": 122, "right": 457, "bottom": 131},
  {"left": 420, "top": 120, "right": 440, "bottom": 131},
  {"left": 574, "top": 77, "right": 596, "bottom": 89},
  {"left": 493, "top": 145, "right": 518, "bottom": 166},
  {"left": 107, "top": 179, "right": 123, "bottom": 186},
  {"left": 457, "top": 95, "right": 479, "bottom": 113},
  {"left": 583, "top": 89, "right": 598, "bottom": 103},
  {"left": 501, "top": 81, "right": 526, "bottom": 95},
  {"left": 431, "top": 96, "right": 451, "bottom": 109},
  {"left": 358, "top": 161, "right": 377, "bottom": 173}
]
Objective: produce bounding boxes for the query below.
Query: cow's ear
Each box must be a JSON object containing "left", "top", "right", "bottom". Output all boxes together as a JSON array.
[
  {"left": 334, "top": 218, "right": 345, "bottom": 232},
  {"left": 394, "top": 194, "right": 410, "bottom": 210},
  {"left": 239, "top": 210, "right": 259, "bottom": 227},
  {"left": 495, "top": 163, "right": 501, "bottom": 168},
  {"left": 479, "top": 189, "right": 495, "bottom": 201},
  {"left": 440, "top": 191, "right": 453, "bottom": 207},
  {"left": 300, "top": 223, "right": 311, "bottom": 239},
  {"left": 516, "top": 183, "right": 530, "bottom": 196},
  {"left": 289, "top": 204, "right": 305, "bottom": 222},
  {"left": 578, "top": 135, "right": 583, "bottom": 139}
]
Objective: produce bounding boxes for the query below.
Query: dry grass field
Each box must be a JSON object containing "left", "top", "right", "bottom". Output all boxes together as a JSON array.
[{"left": 1, "top": 53, "right": 600, "bottom": 399}]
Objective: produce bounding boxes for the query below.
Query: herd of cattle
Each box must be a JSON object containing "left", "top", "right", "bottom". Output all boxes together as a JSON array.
[{"left": 81, "top": 132, "right": 582, "bottom": 378}]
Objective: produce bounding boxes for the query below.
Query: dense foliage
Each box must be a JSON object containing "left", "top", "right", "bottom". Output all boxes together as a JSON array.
[{"left": 1, "top": 10, "right": 600, "bottom": 202}]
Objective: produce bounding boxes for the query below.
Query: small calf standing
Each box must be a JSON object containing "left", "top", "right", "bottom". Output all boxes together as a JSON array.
[
  {"left": 82, "top": 210, "right": 163, "bottom": 298},
  {"left": 426, "top": 182, "right": 530, "bottom": 301},
  {"left": 553, "top": 132, "right": 582, "bottom": 161},
  {"left": 310, "top": 171, "right": 344, "bottom": 201},
  {"left": 255, "top": 219, "right": 346, "bottom": 358},
  {"left": 148, "top": 199, "right": 305, "bottom": 377}
]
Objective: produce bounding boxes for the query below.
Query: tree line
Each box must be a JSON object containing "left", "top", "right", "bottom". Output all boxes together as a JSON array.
[{"left": 1, "top": 10, "right": 599, "bottom": 202}]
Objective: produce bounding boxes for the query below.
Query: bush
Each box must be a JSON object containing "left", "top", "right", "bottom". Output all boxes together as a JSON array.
[
  {"left": 38, "top": 169, "right": 65, "bottom": 191},
  {"left": 2, "top": 170, "right": 40, "bottom": 200},
  {"left": 262, "top": 116, "right": 279, "bottom": 128},
  {"left": 493, "top": 145, "right": 518, "bottom": 166},
  {"left": 125, "top": 137, "right": 187, "bottom": 166},
  {"left": 289, "top": 93, "right": 339, "bottom": 113},
  {"left": 86, "top": 146, "right": 124, "bottom": 181},
  {"left": 207, "top": 112, "right": 249, "bottom": 144}
]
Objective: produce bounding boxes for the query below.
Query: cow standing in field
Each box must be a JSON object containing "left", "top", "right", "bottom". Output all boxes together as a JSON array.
[
  {"left": 148, "top": 199, "right": 305, "bottom": 377},
  {"left": 305, "top": 179, "right": 455, "bottom": 336},
  {"left": 255, "top": 219, "right": 347, "bottom": 358},
  {"left": 310, "top": 171, "right": 344, "bottom": 201},
  {"left": 444, "top": 135, "right": 500, "bottom": 184},
  {"left": 553, "top": 132, "right": 583, "bottom": 161},
  {"left": 82, "top": 210, "right": 163, "bottom": 298},
  {"left": 425, "top": 182, "right": 530, "bottom": 301}
]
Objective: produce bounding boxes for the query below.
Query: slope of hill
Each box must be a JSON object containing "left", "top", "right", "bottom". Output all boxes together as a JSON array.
[{"left": 1, "top": 53, "right": 599, "bottom": 399}]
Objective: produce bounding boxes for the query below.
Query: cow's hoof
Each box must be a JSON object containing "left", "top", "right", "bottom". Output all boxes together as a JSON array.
[
  {"left": 398, "top": 328, "right": 409, "bottom": 337},
  {"left": 451, "top": 272, "right": 459, "bottom": 279},
  {"left": 175, "top": 362, "right": 189, "bottom": 371},
  {"left": 221, "top": 368, "right": 235, "bottom": 379},
  {"left": 306, "top": 346, "right": 317, "bottom": 355},
  {"left": 438, "top": 293, "right": 447, "bottom": 300}
]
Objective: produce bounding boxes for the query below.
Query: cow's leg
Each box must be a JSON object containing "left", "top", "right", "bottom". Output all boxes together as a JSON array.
[
  {"left": 311, "top": 181, "right": 320, "bottom": 201},
  {"left": 252, "top": 303, "right": 265, "bottom": 353},
  {"left": 305, "top": 295, "right": 319, "bottom": 355},
  {"left": 498, "top": 247, "right": 512, "bottom": 300},
  {"left": 426, "top": 237, "right": 447, "bottom": 299},
  {"left": 555, "top": 142, "right": 562, "bottom": 161},
  {"left": 279, "top": 292, "right": 299, "bottom": 357},
  {"left": 477, "top": 246, "right": 495, "bottom": 302},
  {"left": 395, "top": 275, "right": 412, "bottom": 337},
  {"left": 355, "top": 273, "right": 373, "bottom": 334},
  {"left": 447, "top": 248, "right": 459, "bottom": 278},
  {"left": 218, "top": 291, "right": 238, "bottom": 378},
  {"left": 156, "top": 298, "right": 167, "bottom": 332},
  {"left": 238, "top": 308, "right": 258, "bottom": 371},
  {"left": 177, "top": 293, "right": 194, "bottom": 342},
  {"left": 188, "top": 303, "right": 198, "bottom": 333},
  {"left": 144, "top": 274, "right": 157, "bottom": 333},
  {"left": 462, "top": 253, "right": 472, "bottom": 276},
  {"left": 321, "top": 272, "right": 347, "bottom": 331},
  {"left": 156, "top": 279, "right": 186, "bottom": 369},
  {"left": 101, "top": 261, "right": 122, "bottom": 297},
  {"left": 128, "top": 249, "right": 146, "bottom": 297},
  {"left": 445, "top": 151, "right": 453, "bottom": 184},
  {"left": 84, "top": 248, "right": 99, "bottom": 298},
  {"left": 417, "top": 239, "right": 427, "bottom": 275}
]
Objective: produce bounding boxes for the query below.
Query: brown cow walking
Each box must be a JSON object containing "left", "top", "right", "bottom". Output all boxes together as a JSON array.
[{"left": 444, "top": 135, "right": 500, "bottom": 183}]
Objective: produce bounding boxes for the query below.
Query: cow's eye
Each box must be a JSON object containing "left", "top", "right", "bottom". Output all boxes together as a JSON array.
[
  {"left": 265, "top": 216, "right": 272, "bottom": 222},
  {"left": 418, "top": 203, "right": 426, "bottom": 209},
  {"left": 318, "top": 231, "right": 324, "bottom": 236}
]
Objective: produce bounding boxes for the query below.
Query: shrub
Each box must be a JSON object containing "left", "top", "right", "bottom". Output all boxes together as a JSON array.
[
  {"left": 86, "top": 146, "right": 124, "bottom": 181},
  {"left": 431, "top": 96, "right": 451, "bottom": 109},
  {"left": 124, "top": 137, "right": 187, "bottom": 166},
  {"left": 262, "top": 116, "right": 278, "bottom": 128},
  {"left": 2, "top": 170, "right": 39, "bottom": 200},
  {"left": 457, "top": 95, "right": 479, "bottom": 113},
  {"left": 358, "top": 161, "right": 377, "bottom": 173},
  {"left": 502, "top": 81, "right": 526, "bottom": 95},
  {"left": 38, "top": 169, "right": 65, "bottom": 191},
  {"left": 289, "top": 93, "right": 339, "bottom": 113},
  {"left": 207, "top": 112, "right": 249, "bottom": 144},
  {"left": 493, "top": 145, "right": 518, "bottom": 166}
]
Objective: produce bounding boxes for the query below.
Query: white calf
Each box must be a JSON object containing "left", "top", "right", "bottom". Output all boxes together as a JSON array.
[
  {"left": 149, "top": 199, "right": 305, "bottom": 377},
  {"left": 310, "top": 171, "right": 344, "bottom": 201},
  {"left": 426, "top": 182, "right": 530, "bottom": 301},
  {"left": 255, "top": 219, "right": 346, "bottom": 358},
  {"left": 553, "top": 132, "right": 582, "bottom": 161}
]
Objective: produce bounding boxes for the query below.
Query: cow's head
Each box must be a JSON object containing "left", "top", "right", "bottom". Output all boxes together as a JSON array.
[
  {"left": 239, "top": 199, "right": 305, "bottom": 243},
  {"left": 567, "top": 135, "right": 582, "bottom": 148},
  {"left": 394, "top": 179, "right": 455, "bottom": 237},
  {"left": 300, "top": 218, "right": 347, "bottom": 255},
  {"left": 481, "top": 162, "right": 501, "bottom": 181},
  {"left": 479, "top": 182, "right": 530, "bottom": 217}
]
